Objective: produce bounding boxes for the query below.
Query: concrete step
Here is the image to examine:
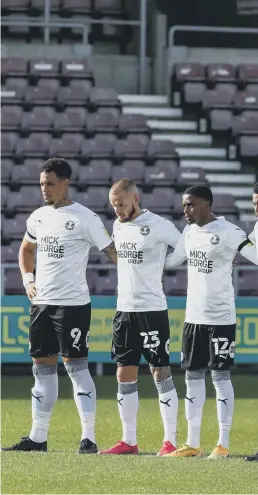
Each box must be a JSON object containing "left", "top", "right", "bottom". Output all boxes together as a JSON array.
[
  {"left": 147, "top": 119, "right": 197, "bottom": 132},
  {"left": 152, "top": 133, "right": 212, "bottom": 146},
  {"left": 119, "top": 94, "right": 168, "bottom": 107},
  {"left": 212, "top": 186, "right": 253, "bottom": 198},
  {"left": 236, "top": 200, "right": 254, "bottom": 210},
  {"left": 176, "top": 147, "right": 226, "bottom": 159},
  {"left": 123, "top": 106, "right": 182, "bottom": 119},
  {"left": 180, "top": 160, "right": 241, "bottom": 171},
  {"left": 206, "top": 173, "right": 256, "bottom": 184}
]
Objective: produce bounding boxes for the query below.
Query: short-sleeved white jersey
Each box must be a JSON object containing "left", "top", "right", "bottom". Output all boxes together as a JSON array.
[
  {"left": 249, "top": 221, "right": 258, "bottom": 256},
  {"left": 113, "top": 209, "right": 180, "bottom": 312},
  {"left": 25, "top": 202, "right": 112, "bottom": 305},
  {"left": 172, "top": 218, "right": 251, "bottom": 325}
]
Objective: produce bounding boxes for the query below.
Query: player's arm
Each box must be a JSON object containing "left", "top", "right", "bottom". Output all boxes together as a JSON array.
[
  {"left": 87, "top": 213, "right": 117, "bottom": 264},
  {"left": 19, "top": 237, "right": 37, "bottom": 301},
  {"left": 164, "top": 227, "right": 187, "bottom": 269},
  {"left": 101, "top": 241, "right": 117, "bottom": 264},
  {"left": 237, "top": 237, "right": 258, "bottom": 265}
]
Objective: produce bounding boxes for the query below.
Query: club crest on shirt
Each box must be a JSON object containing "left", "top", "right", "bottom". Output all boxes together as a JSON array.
[
  {"left": 140, "top": 226, "right": 150, "bottom": 236},
  {"left": 65, "top": 221, "right": 75, "bottom": 230},
  {"left": 210, "top": 234, "right": 220, "bottom": 245}
]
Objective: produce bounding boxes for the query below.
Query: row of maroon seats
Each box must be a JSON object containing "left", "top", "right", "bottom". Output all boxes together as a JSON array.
[
  {"left": 1, "top": 133, "right": 179, "bottom": 161},
  {"left": 173, "top": 63, "right": 258, "bottom": 89},
  {"left": 1, "top": 184, "right": 238, "bottom": 215},
  {"left": 2, "top": 160, "right": 205, "bottom": 187},
  {"left": 1, "top": 107, "right": 149, "bottom": 135},
  {"left": 1, "top": 58, "right": 94, "bottom": 81},
  {"left": 3, "top": 267, "right": 258, "bottom": 296},
  {"left": 2, "top": 0, "right": 126, "bottom": 16}
]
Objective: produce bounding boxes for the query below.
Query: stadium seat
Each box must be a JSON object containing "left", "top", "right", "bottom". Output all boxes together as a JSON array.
[
  {"left": 144, "top": 160, "right": 178, "bottom": 186},
  {"left": 60, "top": 59, "right": 93, "bottom": 83},
  {"left": 89, "top": 87, "right": 121, "bottom": 111},
  {"left": 1, "top": 86, "right": 25, "bottom": 104},
  {"left": 86, "top": 112, "right": 119, "bottom": 136},
  {"left": 2, "top": 214, "right": 28, "bottom": 240},
  {"left": 95, "top": 270, "right": 117, "bottom": 295},
  {"left": 25, "top": 85, "right": 57, "bottom": 105},
  {"left": 142, "top": 187, "right": 174, "bottom": 212},
  {"left": 76, "top": 187, "right": 109, "bottom": 211},
  {"left": 163, "top": 272, "right": 187, "bottom": 295},
  {"left": 239, "top": 136, "right": 258, "bottom": 158},
  {"left": 239, "top": 271, "right": 258, "bottom": 295},
  {"left": 1, "top": 159, "right": 13, "bottom": 183},
  {"left": 21, "top": 107, "right": 55, "bottom": 132},
  {"left": 212, "top": 194, "right": 238, "bottom": 215},
  {"left": 176, "top": 167, "right": 207, "bottom": 188},
  {"left": 209, "top": 109, "right": 233, "bottom": 132},
  {"left": 1, "top": 241, "right": 21, "bottom": 263},
  {"left": 238, "top": 64, "right": 258, "bottom": 85},
  {"left": 37, "top": 78, "right": 60, "bottom": 91},
  {"left": 6, "top": 186, "right": 42, "bottom": 212},
  {"left": 78, "top": 160, "right": 112, "bottom": 186},
  {"left": 1, "top": 132, "right": 18, "bottom": 157},
  {"left": 1, "top": 58, "right": 28, "bottom": 79},
  {"left": 207, "top": 64, "right": 236, "bottom": 84},
  {"left": 62, "top": 0, "right": 92, "bottom": 14},
  {"left": 232, "top": 112, "right": 258, "bottom": 136},
  {"left": 57, "top": 85, "right": 90, "bottom": 107},
  {"left": 118, "top": 114, "right": 150, "bottom": 136},
  {"left": 114, "top": 135, "right": 148, "bottom": 160},
  {"left": 1, "top": 186, "right": 9, "bottom": 208},
  {"left": 4, "top": 269, "right": 24, "bottom": 295},
  {"left": 82, "top": 136, "right": 114, "bottom": 160},
  {"left": 174, "top": 62, "right": 205, "bottom": 84},
  {"left": 11, "top": 161, "right": 43, "bottom": 184},
  {"left": 234, "top": 89, "right": 258, "bottom": 111},
  {"left": 5, "top": 77, "right": 28, "bottom": 89},
  {"left": 1, "top": 0, "right": 30, "bottom": 11},
  {"left": 16, "top": 133, "right": 50, "bottom": 157},
  {"left": 183, "top": 82, "right": 206, "bottom": 106},
  {"left": 1, "top": 105, "right": 23, "bottom": 131},
  {"left": 53, "top": 108, "right": 87, "bottom": 132},
  {"left": 203, "top": 85, "right": 235, "bottom": 110},
  {"left": 29, "top": 58, "right": 59, "bottom": 79},
  {"left": 146, "top": 139, "right": 178, "bottom": 163},
  {"left": 112, "top": 160, "right": 145, "bottom": 184},
  {"left": 49, "top": 133, "right": 83, "bottom": 157}
]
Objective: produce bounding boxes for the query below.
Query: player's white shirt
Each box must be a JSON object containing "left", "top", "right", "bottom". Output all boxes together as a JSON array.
[
  {"left": 166, "top": 218, "right": 252, "bottom": 325},
  {"left": 249, "top": 221, "right": 258, "bottom": 256},
  {"left": 25, "top": 202, "right": 112, "bottom": 305},
  {"left": 113, "top": 209, "right": 180, "bottom": 312}
]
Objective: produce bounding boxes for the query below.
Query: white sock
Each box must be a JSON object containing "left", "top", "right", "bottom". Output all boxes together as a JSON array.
[
  {"left": 65, "top": 360, "right": 96, "bottom": 443},
  {"left": 185, "top": 374, "right": 206, "bottom": 449},
  {"left": 117, "top": 381, "right": 138, "bottom": 446},
  {"left": 29, "top": 364, "right": 58, "bottom": 443},
  {"left": 212, "top": 374, "right": 234, "bottom": 450},
  {"left": 156, "top": 377, "right": 178, "bottom": 446}
]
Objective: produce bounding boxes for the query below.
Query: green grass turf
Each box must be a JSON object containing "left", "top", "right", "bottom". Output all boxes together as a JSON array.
[{"left": 1, "top": 374, "right": 258, "bottom": 494}]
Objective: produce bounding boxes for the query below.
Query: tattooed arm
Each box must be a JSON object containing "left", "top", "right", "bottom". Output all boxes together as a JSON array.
[{"left": 102, "top": 241, "right": 117, "bottom": 264}]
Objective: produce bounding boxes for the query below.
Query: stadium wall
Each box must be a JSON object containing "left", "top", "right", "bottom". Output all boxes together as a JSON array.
[{"left": 1, "top": 296, "right": 258, "bottom": 364}]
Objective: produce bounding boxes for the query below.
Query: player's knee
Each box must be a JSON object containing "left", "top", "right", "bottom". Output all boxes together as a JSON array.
[
  {"left": 116, "top": 365, "right": 138, "bottom": 383},
  {"left": 149, "top": 365, "right": 171, "bottom": 382},
  {"left": 33, "top": 356, "right": 58, "bottom": 366},
  {"left": 185, "top": 369, "right": 206, "bottom": 382},
  {"left": 118, "top": 381, "right": 138, "bottom": 395},
  {"left": 211, "top": 370, "right": 231, "bottom": 383},
  {"left": 63, "top": 358, "right": 88, "bottom": 375}
]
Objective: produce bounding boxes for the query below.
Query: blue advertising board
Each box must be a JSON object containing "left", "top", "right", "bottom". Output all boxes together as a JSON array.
[{"left": 1, "top": 296, "right": 258, "bottom": 363}]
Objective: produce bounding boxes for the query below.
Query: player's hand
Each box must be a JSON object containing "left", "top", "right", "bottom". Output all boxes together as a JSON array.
[{"left": 26, "top": 282, "right": 37, "bottom": 301}]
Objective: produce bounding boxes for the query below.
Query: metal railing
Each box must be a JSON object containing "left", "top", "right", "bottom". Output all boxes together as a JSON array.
[
  {"left": 1, "top": 0, "right": 147, "bottom": 94},
  {"left": 168, "top": 25, "right": 258, "bottom": 50},
  {"left": 2, "top": 262, "right": 258, "bottom": 296}
]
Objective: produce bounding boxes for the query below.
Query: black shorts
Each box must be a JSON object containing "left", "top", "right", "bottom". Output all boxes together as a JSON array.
[
  {"left": 111, "top": 310, "right": 170, "bottom": 367},
  {"left": 29, "top": 303, "right": 91, "bottom": 358},
  {"left": 181, "top": 322, "right": 236, "bottom": 370}
]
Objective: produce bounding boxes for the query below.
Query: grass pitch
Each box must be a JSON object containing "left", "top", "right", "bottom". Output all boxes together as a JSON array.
[{"left": 1, "top": 373, "right": 258, "bottom": 494}]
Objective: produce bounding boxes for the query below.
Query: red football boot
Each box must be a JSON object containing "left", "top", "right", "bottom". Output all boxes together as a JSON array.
[
  {"left": 99, "top": 441, "right": 138, "bottom": 455},
  {"left": 157, "top": 441, "right": 177, "bottom": 456}
]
